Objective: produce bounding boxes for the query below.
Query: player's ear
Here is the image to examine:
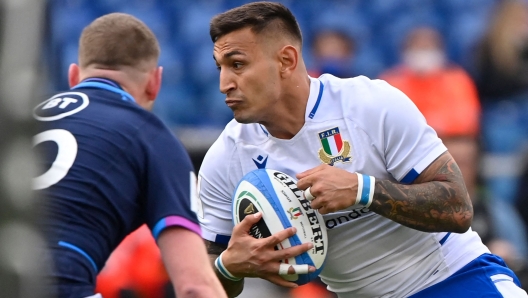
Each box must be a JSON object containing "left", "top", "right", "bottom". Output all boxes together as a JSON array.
[
  {"left": 146, "top": 66, "right": 162, "bottom": 101},
  {"left": 68, "top": 64, "right": 80, "bottom": 88},
  {"left": 279, "top": 45, "right": 298, "bottom": 78}
]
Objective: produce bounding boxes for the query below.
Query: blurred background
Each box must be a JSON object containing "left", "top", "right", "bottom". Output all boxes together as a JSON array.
[{"left": 4, "top": 0, "right": 528, "bottom": 297}]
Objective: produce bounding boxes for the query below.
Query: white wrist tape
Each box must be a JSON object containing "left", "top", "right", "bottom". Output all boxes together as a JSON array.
[
  {"left": 355, "top": 173, "right": 375, "bottom": 207},
  {"left": 215, "top": 251, "right": 242, "bottom": 281}
]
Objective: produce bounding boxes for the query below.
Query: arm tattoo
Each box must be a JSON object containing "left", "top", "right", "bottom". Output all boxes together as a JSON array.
[
  {"left": 369, "top": 153, "right": 473, "bottom": 233},
  {"left": 205, "top": 240, "right": 244, "bottom": 297},
  {"left": 206, "top": 240, "right": 227, "bottom": 257}
]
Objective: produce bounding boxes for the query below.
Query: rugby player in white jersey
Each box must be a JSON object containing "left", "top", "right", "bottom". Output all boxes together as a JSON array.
[{"left": 197, "top": 2, "right": 528, "bottom": 297}]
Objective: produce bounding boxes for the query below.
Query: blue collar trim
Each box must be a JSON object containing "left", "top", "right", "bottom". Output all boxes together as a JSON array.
[
  {"left": 71, "top": 80, "right": 135, "bottom": 103},
  {"left": 82, "top": 77, "right": 121, "bottom": 89},
  {"left": 259, "top": 124, "right": 269, "bottom": 136},
  {"left": 308, "top": 80, "right": 324, "bottom": 119}
]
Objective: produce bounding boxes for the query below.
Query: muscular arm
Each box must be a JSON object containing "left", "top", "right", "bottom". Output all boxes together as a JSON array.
[
  {"left": 205, "top": 240, "right": 245, "bottom": 298},
  {"left": 369, "top": 152, "right": 473, "bottom": 233},
  {"left": 157, "top": 227, "right": 227, "bottom": 298}
]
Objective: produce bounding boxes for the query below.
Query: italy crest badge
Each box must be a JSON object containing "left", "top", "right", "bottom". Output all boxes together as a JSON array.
[{"left": 318, "top": 127, "right": 352, "bottom": 165}]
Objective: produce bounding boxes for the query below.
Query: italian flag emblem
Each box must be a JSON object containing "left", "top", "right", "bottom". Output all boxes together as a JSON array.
[
  {"left": 320, "top": 129, "right": 344, "bottom": 155},
  {"left": 287, "top": 207, "right": 303, "bottom": 220},
  {"left": 318, "top": 127, "right": 352, "bottom": 165}
]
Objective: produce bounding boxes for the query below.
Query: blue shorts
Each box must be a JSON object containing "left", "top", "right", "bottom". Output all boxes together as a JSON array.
[{"left": 410, "top": 254, "right": 527, "bottom": 298}]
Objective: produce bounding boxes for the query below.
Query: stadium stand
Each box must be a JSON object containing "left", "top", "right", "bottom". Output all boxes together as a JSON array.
[{"left": 45, "top": 0, "right": 499, "bottom": 129}]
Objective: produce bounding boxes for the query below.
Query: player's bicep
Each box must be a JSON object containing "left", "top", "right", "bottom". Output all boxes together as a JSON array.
[
  {"left": 412, "top": 151, "right": 473, "bottom": 230},
  {"left": 373, "top": 80, "right": 447, "bottom": 183},
  {"left": 198, "top": 174, "right": 235, "bottom": 244},
  {"left": 144, "top": 133, "right": 200, "bottom": 237},
  {"left": 413, "top": 151, "right": 465, "bottom": 186}
]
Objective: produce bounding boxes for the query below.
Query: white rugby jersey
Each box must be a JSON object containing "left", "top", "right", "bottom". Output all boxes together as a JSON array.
[{"left": 198, "top": 75, "right": 489, "bottom": 297}]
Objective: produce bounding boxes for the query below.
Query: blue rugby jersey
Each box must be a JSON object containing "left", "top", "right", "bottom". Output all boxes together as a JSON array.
[{"left": 34, "top": 78, "right": 200, "bottom": 288}]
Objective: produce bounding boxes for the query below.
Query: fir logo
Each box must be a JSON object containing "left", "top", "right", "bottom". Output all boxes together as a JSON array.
[
  {"left": 287, "top": 207, "right": 303, "bottom": 220},
  {"left": 318, "top": 127, "right": 352, "bottom": 165}
]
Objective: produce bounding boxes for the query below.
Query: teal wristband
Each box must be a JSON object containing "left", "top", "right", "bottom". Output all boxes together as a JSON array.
[
  {"left": 215, "top": 252, "right": 243, "bottom": 281},
  {"left": 355, "top": 173, "right": 375, "bottom": 207}
]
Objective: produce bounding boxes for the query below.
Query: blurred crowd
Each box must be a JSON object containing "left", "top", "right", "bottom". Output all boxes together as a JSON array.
[{"left": 44, "top": 0, "right": 528, "bottom": 297}]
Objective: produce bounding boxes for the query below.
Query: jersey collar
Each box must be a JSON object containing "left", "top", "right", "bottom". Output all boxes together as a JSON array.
[
  {"left": 307, "top": 76, "right": 324, "bottom": 119},
  {"left": 71, "top": 77, "right": 136, "bottom": 103},
  {"left": 259, "top": 77, "right": 324, "bottom": 137}
]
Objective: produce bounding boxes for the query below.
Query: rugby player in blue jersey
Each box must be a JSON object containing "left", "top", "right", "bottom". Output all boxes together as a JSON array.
[{"left": 33, "top": 13, "right": 226, "bottom": 298}]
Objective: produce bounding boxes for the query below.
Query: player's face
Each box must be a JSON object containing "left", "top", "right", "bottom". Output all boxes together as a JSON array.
[{"left": 213, "top": 28, "right": 281, "bottom": 124}]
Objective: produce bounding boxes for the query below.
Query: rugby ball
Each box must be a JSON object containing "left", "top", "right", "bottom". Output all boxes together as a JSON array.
[{"left": 232, "top": 169, "right": 328, "bottom": 285}]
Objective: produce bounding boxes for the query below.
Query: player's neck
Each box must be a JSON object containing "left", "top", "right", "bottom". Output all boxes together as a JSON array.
[
  {"left": 261, "top": 76, "right": 311, "bottom": 139},
  {"left": 79, "top": 68, "right": 147, "bottom": 103}
]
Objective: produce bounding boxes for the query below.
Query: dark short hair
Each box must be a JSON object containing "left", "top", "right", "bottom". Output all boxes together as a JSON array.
[
  {"left": 79, "top": 13, "right": 160, "bottom": 70},
  {"left": 210, "top": 1, "right": 302, "bottom": 45}
]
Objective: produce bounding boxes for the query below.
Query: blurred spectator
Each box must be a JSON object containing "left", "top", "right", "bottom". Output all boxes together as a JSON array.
[
  {"left": 96, "top": 225, "right": 171, "bottom": 298},
  {"left": 475, "top": 0, "right": 528, "bottom": 100},
  {"left": 289, "top": 277, "right": 336, "bottom": 298},
  {"left": 474, "top": 0, "right": 528, "bottom": 203},
  {"left": 380, "top": 26, "right": 527, "bottom": 271},
  {"left": 516, "top": 160, "right": 528, "bottom": 244},
  {"left": 473, "top": 0, "right": 528, "bottom": 261},
  {"left": 380, "top": 26, "right": 480, "bottom": 140},
  {"left": 515, "top": 160, "right": 528, "bottom": 286},
  {"left": 308, "top": 29, "right": 357, "bottom": 78}
]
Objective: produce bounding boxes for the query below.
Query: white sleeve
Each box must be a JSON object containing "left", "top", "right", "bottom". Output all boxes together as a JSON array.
[
  {"left": 362, "top": 79, "right": 447, "bottom": 183},
  {"left": 197, "top": 131, "right": 240, "bottom": 245}
]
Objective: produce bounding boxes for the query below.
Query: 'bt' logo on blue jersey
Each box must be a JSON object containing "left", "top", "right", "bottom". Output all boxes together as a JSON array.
[{"left": 33, "top": 92, "right": 89, "bottom": 122}]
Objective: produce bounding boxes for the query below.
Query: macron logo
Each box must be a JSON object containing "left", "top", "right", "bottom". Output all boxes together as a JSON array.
[{"left": 252, "top": 155, "right": 268, "bottom": 169}]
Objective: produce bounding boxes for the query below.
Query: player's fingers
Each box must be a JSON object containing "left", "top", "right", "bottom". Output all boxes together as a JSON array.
[
  {"left": 263, "top": 275, "right": 299, "bottom": 288},
  {"left": 264, "top": 226, "right": 297, "bottom": 246},
  {"left": 271, "top": 242, "right": 314, "bottom": 262},
  {"left": 234, "top": 212, "right": 263, "bottom": 235},
  {"left": 317, "top": 204, "right": 331, "bottom": 215},
  {"left": 303, "top": 187, "right": 315, "bottom": 201},
  {"left": 309, "top": 196, "right": 325, "bottom": 210},
  {"left": 278, "top": 264, "right": 311, "bottom": 275},
  {"left": 295, "top": 177, "right": 311, "bottom": 192},
  {"left": 315, "top": 200, "right": 339, "bottom": 214},
  {"left": 312, "top": 200, "right": 337, "bottom": 215},
  {"left": 296, "top": 164, "right": 327, "bottom": 180}
]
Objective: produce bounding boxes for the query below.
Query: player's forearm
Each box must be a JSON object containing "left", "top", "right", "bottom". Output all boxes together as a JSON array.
[
  {"left": 158, "top": 228, "right": 228, "bottom": 298},
  {"left": 206, "top": 240, "right": 244, "bottom": 297},
  {"left": 369, "top": 154, "right": 473, "bottom": 233},
  {"left": 208, "top": 254, "right": 245, "bottom": 298}
]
